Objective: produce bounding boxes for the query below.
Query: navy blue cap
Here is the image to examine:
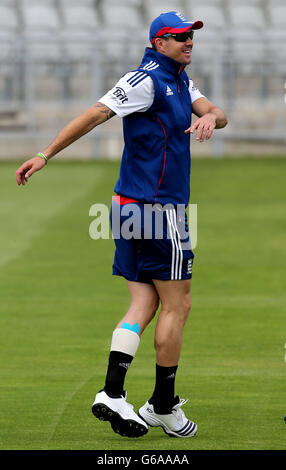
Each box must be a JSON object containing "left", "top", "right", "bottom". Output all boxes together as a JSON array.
[{"left": 150, "top": 11, "right": 203, "bottom": 44}]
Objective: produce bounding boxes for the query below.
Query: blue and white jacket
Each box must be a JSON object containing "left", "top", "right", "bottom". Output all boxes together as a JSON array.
[{"left": 100, "top": 47, "right": 204, "bottom": 206}]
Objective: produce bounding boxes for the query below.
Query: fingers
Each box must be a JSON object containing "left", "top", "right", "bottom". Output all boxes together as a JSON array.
[
  {"left": 185, "top": 120, "right": 199, "bottom": 135},
  {"left": 200, "top": 123, "right": 213, "bottom": 142},
  {"left": 16, "top": 164, "right": 33, "bottom": 185},
  {"left": 16, "top": 164, "right": 31, "bottom": 186},
  {"left": 24, "top": 170, "right": 32, "bottom": 182},
  {"left": 185, "top": 121, "right": 205, "bottom": 142},
  {"left": 194, "top": 122, "right": 205, "bottom": 142},
  {"left": 16, "top": 156, "right": 46, "bottom": 186},
  {"left": 185, "top": 118, "right": 216, "bottom": 142},
  {"left": 206, "top": 126, "right": 215, "bottom": 140}
]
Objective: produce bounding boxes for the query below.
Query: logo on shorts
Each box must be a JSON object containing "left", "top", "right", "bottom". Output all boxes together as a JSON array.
[
  {"left": 187, "top": 259, "right": 193, "bottom": 274},
  {"left": 113, "top": 87, "right": 128, "bottom": 104}
]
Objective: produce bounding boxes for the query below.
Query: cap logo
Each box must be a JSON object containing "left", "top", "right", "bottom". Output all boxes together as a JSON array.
[{"left": 175, "top": 12, "right": 190, "bottom": 23}]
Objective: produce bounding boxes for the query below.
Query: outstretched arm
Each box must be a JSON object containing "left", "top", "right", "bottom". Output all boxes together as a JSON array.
[
  {"left": 16, "top": 103, "right": 116, "bottom": 185},
  {"left": 184, "top": 97, "right": 227, "bottom": 142}
]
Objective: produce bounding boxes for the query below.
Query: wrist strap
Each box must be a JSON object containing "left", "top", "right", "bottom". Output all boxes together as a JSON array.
[{"left": 37, "top": 152, "right": 48, "bottom": 164}]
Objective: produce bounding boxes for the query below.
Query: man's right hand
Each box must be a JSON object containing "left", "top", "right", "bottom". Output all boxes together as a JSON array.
[{"left": 16, "top": 156, "right": 47, "bottom": 186}]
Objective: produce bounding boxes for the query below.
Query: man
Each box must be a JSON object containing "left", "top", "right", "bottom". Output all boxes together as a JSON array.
[{"left": 16, "top": 11, "right": 227, "bottom": 439}]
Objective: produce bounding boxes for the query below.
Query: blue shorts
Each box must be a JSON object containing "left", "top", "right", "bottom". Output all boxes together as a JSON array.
[{"left": 110, "top": 199, "right": 194, "bottom": 284}]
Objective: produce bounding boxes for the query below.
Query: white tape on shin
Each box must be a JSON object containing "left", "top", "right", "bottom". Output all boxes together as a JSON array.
[{"left": 110, "top": 328, "right": 140, "bottom": 357}]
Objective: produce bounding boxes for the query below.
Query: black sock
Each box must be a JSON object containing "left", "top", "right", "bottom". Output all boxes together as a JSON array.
[
  {"left": 104, "top": 351, "right": 133, "bottom": 397},
  {"left": 150, "top": 364, "right": 178, "bottom": 414}
]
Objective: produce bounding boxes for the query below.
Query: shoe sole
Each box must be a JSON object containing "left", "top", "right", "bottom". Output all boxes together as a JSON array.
[
  {"left": 138, "top": 412, "right": 197, "bottom": 438},
  {"left": 92, "top": 403, "right": 148, "bottom": 438}
]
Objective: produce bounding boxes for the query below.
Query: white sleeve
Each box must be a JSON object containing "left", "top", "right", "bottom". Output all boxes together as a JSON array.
[
  {"left": 189, "top": 79, "right": 205, "bottom": 103},
  {"left": 98, "top": 71, "right": 155, "bottom": 118}
]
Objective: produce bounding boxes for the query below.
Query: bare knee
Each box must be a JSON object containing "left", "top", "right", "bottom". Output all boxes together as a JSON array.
[
  {"left": 149, "top": 292, "right": 160, "bottom": 318},
  {"left": 162, "top": 293, "right": 192, "bottom": 324},
  {"left": 133, "top": 290, "right": 159, "bottom": 320},
  {"left": 154, "top": 295, "right": 191, "bottom": 349},
  {"left": 183, "top": 293, "right": 192, "bottom": 317},
  {"left": 118, "top": 291, "right": 159, "bottom": 334}
]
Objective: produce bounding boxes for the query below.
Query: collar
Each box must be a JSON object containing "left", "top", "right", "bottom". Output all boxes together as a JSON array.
[{"left": 141, "top": 47, "right": 185, "bottom": 77}]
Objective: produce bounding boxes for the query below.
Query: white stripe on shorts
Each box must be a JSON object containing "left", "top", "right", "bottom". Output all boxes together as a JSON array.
[
  {"left": 166, "top": 209, "right": 183, "bottom": 280},
  {"left": 166, "top": 210, "right": 175, "bottom": 280},
  {"left": 172, "top": 209, "right": 183, "bottom": 280}
]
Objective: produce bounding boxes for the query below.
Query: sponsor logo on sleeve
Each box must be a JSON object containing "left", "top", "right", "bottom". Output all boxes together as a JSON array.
[{"left": 113, "top": 87, "right": 128, "bottom": 104}]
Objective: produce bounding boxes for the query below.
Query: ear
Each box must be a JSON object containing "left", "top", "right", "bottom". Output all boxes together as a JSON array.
[{"left": 154, "top": 37, "right": 165, "bottom": 53}]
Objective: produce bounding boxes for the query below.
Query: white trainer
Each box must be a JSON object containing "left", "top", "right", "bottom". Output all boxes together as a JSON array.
[
  {"left": 138, "top": 396, "right": 197, "bottom": 438},
  {"left": 92, "top": 390, "right": 148, "bottom": 438}
]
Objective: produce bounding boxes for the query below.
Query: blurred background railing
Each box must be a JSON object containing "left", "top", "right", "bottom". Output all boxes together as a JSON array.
[{"left": 0, "top": 0, "right": 285, "bottom": 159}]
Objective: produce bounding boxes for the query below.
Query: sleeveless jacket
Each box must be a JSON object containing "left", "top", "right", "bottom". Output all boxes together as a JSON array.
[{"left": 114, "top": 47, "right": 193, "bottom": 206}]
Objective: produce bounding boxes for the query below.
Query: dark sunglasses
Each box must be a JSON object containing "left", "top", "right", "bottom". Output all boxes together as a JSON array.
[{"left": 155, "top": 30, "right": 194, "bottom": 42}]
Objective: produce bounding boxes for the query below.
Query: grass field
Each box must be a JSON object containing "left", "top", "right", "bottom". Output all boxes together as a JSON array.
[{"left": 0, "top": 157, "right": 285, "bottom": 451}]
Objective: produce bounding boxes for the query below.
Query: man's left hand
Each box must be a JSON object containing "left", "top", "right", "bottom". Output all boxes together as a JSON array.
[{"left": 184, "top": 113, "right": 217, "bottom": 142}]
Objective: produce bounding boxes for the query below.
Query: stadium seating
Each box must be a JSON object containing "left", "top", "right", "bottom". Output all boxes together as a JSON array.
[
  {"left": 144, "top": 0, "right": 184, "bottom": 23},
  {"left": 230, "top": 39, "right": 265, "bottom": 74},
  {"left": 185, "top": 2, "right": 226, "bottom": 31},
  {"left": 0, "top": 40, "right": 15, "bottom": 60},
  {"left": 227, "top": 1, "right": 266, "bottom": 30},
  {"left": 20, "top": 2, "right": 61, "bottom": 32},
  {"left": 61, "top": 41, "right": 98, "bottom": 61},
  {"left": 60, "top": 0, "right": 96, "bottom": 5},
  {"left": 0, "top": 2, "right": 19, "bottom": 32},
  {"left": 101, "top": 0, "right": 144, "bottom": 28},
  {"left": 99, "top": 0, "right": 146, "bottom": 77},
  {"left": 0, "top": 0, "right": 284, "bottom": 151},
  {"left": 17, "top": 1, "right": 62, "bottom": 62},
  {"left": 25, "top": 42, "right": 63, "bottom": 61},
  {"left": 268, "top": 1, "right": 286, "bottom": 28},
  {"left": 60, "top": 0, "right": 100, "bottom": 31}
]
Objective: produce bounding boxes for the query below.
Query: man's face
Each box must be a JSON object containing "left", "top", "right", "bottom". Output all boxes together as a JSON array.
[{"left": 156, "top": 35, "right": 193, "bottom": 66}]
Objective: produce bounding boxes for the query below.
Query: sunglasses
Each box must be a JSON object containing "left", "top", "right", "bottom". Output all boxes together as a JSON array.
[{"left": 155, "top": 30, "right": 194, "bottom": 42}]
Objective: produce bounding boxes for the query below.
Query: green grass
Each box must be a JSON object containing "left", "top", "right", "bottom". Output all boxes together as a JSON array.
[{"left": 0, "top": 157, "right": 285, "bottom": 450}]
